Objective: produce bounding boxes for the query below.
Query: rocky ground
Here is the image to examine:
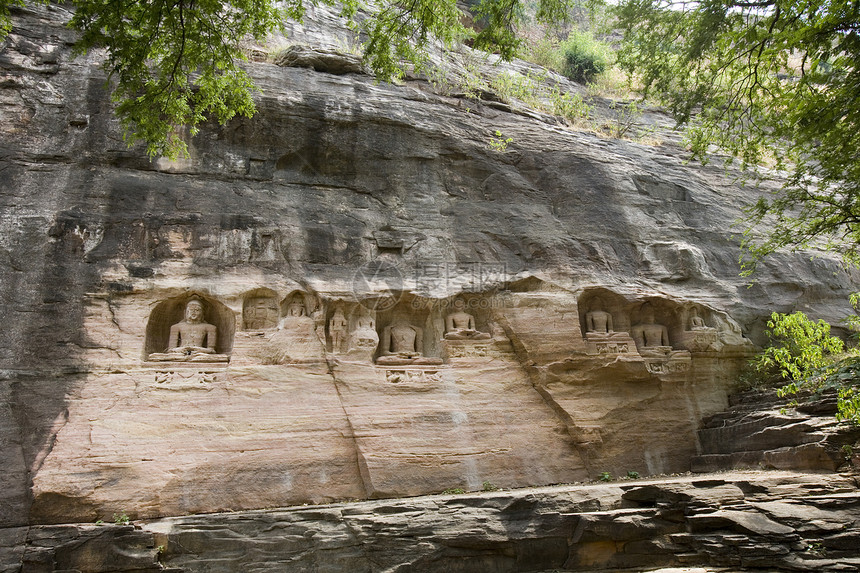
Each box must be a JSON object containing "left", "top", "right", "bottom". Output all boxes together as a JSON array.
[{"left": 4, "top": 469, "right": 859, "bottom": 572}]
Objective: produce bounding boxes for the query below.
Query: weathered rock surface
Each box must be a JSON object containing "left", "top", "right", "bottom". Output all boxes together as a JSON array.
[
  {"left": 5, "top": 471, "right": 860, "bottom": 572},
  {"left": 693, "top": 389, "right": 860, "bottom": 473},
  {"left": 1, "top": 0, "right": 859, "bottom": 549}
]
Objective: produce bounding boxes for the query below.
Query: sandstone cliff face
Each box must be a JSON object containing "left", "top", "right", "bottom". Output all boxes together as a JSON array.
[{"left": 1, "top": 2, "right": 858, "bottom": 534}]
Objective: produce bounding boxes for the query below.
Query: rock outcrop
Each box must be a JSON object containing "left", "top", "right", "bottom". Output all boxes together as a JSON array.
[
  {"left": 8, "top": 471, "right": 860, "bottom": 572},
  {"left": 2, "top": 1, "right": 859, "bottom": 562},
  {"left": 694, "top": 389, "right": 860, "bottom": 473}
]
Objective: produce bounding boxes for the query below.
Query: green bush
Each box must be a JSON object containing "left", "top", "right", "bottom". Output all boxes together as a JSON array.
[
  {"left": 755, "top": 311, "right": 844, "bottom": 382},
  {"left": 559, "top": 31, "right": 611, "bottom": 84}
]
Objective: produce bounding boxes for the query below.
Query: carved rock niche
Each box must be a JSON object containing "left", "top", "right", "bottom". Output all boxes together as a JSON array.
[
  {"left": 374, "top": 296, "right": 443, "bottom": 366},
  {"left": 630, "top": 298, "right": 685, "bottom": 350},
  {"left": 279, "top": 290, "right": 316, "bottom": 322},
  {"left": 144, "top": 293, "right": 235, "bottom": 359},
  {"left": 242, "top": 288, "right": 280, "bottom": 331},
  {"left": 578, "top": 289, "right": 637, "bottom": 356},
  {"left": 629, "top": 298, "right": 692, "bottom": 373},
  {"left": 578, "top": 288, "right": 631, "bottom": 338}
]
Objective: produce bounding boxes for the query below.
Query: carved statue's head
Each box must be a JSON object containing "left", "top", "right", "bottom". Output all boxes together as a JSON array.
[
  {"left": 640, "top": 303, "right": 656, "bottom": 324},
  {"left": 691, "top": 307, "right": 700, "bottom": 317},
  {"left": 185, "top": 300, "right": 204, "bottom": 323},
  {"left": 287, "top": 297, "right": 306, "bottom": 317}
]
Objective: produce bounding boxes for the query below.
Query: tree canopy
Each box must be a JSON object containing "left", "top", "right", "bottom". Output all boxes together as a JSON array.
[
  {"left": 613, "top": 0, "right": 860, "bottom": 269},
  {"left": 0, "top": 0, "right": 572, "bottom": 157}
]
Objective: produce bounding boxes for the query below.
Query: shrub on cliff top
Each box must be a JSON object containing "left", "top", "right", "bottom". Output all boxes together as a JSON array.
[{"left": 559, "top": 30, "right": 611, "bottom": 84}]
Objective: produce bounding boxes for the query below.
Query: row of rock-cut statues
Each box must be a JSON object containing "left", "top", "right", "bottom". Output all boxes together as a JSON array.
[
  {"left": 147, "top": 294, "right": 719, "bottom": 364},
  {"left": 149, "top": 296, "right": 493, "bottom": 364},
  {"left": 586, "top": 298, "right": 715, "bottom": 357}
]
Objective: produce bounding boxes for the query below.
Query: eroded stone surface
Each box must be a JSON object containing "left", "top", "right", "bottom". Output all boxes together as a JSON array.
[
  {"left": 8, "top": 471, "right": 860, "bottom": 573},
  {"left": 1, "top": 0, "right": 859, "bottom": 538}
]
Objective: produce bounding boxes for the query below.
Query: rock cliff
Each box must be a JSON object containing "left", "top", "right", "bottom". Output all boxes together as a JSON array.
[{"left": 1, "top": 3, "right": 859, "bottom": 570}]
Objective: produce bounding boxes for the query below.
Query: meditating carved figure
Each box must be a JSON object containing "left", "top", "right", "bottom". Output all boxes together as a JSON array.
[
  {"left": 586, "top": 298, "right": 614, "bottom": 333},
  {"left": 444, "top": 298, "right": 491, "bottom": 340},
  {"left": 688, "top": 307, "right": 709, "bottom": 331},
  {"left": 376, "top": 317, "right": 442, "bottom": 365},
  {"left": 632, "top": 305, "right": 670, "bottom": 355},
  {"left": 286, "top": 297, "right": 307, "bottom": 318},
  {"left": 168, "top": 300, "right": 217, "bottom": 354},
  {"left": 682, "top": 306, "right": 721, "bottom": 352},
  {"left": 329, "top": 307, "right": 348, "bottom": 353},
  {"left": 149, "top": 299, "right": 228, "bottom": 362},
  {"left": 351, "top": 314, "right": 378, "bottom": 349},
  {"left": 383, "top": 318, "right": 422, "bottom": 356}
]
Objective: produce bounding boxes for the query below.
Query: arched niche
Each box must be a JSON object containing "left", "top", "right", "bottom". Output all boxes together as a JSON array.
[
  {"left": 242, "top": 288, "right": 279, "bottom": 330},
  {"left": 373, "top": 294, "right": 440, "bottom": 360},
  {"left": 682, "top": 303, "right": 715, "bottom": 331},
  {"left": 439, "top": 294, "right": 494, "bottom": 336},
  {"left": 280, "top": 290, "right": 317, "bottom": 320},
  {"left": 144, "top": 294, "right": 235, "bottom": 357},
  {"left": 629, "top": 298, "right": 685, "bottom": 348},
  {"left": 578, "top": 288, "right": 631, "bottom": 337}
]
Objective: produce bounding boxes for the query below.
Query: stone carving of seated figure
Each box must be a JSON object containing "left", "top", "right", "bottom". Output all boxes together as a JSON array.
[
  {"left": 282, "top": 297, "right": 308, "bottom": 322},
  {"left": 149, "top": 299, "right": 229, "bottom": 362},
  {"left": 444, "top": 298, "right": 491, "bottom": 340},
  {"left": 376, "top": 317, "right": 442, "bottom": 365},
  {"left": 350, "top": 314, "right": 378, "bottom": 351},
  {"left": 682, "top": 306, "right": 721, "bottom": 352},
  {"left": 688, "top": 307, "right": 713, "bottom": 331},
  {"left": 586, "top": 298, "right": 614, "bottom": 334},
  {"left": 631, "top": 305, "right": 672, "bottom": 357}
]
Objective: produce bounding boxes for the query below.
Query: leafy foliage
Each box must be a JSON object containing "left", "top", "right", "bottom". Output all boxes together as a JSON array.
[
  {"left": 613, "top": 0, "right": 860, "bottom": 268},
  {"left": 837, "top": 387, "right": 860, "bottom": 425},
  {"left": 755, "top": 311, "right": 844, "bottom": 382},
  {"left": 69, "top": 0, "right": 294, "bottom": 158},
  {"left": 559, "top": 29, "right": 609, "bottom": 83},
  {"left": 1, "top": 0, "right": 575, "bottom": 158}
]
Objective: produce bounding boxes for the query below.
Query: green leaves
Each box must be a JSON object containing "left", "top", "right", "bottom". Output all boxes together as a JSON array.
[
  {"left": 614, "top": 0, "right": 860, "bottom": 269},
  {"left": 68, "top": 0, "right": 296, "bottom": 158},
  {"left": 755, "top": 311, "right": 844, "bottom": 382},
  {"left": 3, "top": 0, "right": 574, "bottom": 157}
]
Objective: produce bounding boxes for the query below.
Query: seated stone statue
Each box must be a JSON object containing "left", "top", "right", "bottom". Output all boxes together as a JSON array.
[
  {"left": 688, "top": 307, "right": 712, "bottom": 331},
  {"left": 350, "top": 314, "right": 378, "bottom": 350},
  {"left": 444, "top": 298, "right": 491, "bottom": 340},
  {"left": 283, "top": 297, "right": 308, "bottom": 321},
  {"left": 682, "top": 306, "right": 721, "bottom": 352},
  {"left": 631, "top": 305, "right": 672, "bottom": 357},
  {"left": 149, "top": 300, "right": 229, "bottom": 362},
  {"left": 586, "top": 298, "right": 614, "bottom": 334},
  {"left": 267, "top": 294, "right": 324, "bottom": 362},
  {"left": 376, "top": 317, "right": 442, "bottom": 365}
]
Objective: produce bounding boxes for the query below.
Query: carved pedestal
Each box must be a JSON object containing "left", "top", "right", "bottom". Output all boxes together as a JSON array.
[
  {"left": 376, "top": 354, "right": 443, "bottom": 366},
  {"left": 441, "top": 339, "right": 495, "bottom": 361},
  {"left": 383, "top": 368, "right": 444, "bottom": 385},
  {"left": 147, "top": 352, "right": 230, "bottom": 363},
  {"left": 681, "top": 329, "right": 723, "bottom": 353},
  {"left": 584, "top": 332, "right": 637, "bottom": 356},
  {"left": 644, "top": 350, "right": 692, "bottom": 375}
]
